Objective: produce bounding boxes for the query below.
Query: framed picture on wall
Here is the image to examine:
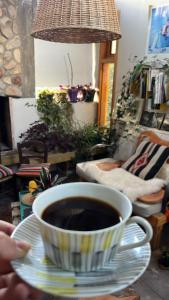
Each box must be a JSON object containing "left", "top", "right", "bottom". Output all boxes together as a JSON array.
[
  {"left": 140, "top": 111, "right": 155, "bottom": 128},
  {"left": 139, "top": 110, "right": 166, "bottom": 129},
  {"left": 147, "top": 4, "right": 169, "bottom": 54}
]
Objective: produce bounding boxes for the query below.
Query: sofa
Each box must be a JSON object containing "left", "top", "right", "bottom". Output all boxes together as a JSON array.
[{"left": 76, "top": 128, "right": 169, "bottom": 249}]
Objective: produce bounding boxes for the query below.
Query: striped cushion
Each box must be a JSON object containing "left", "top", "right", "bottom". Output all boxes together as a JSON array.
[
  {"left": 16, "top": 164, "right": 50, "bottom": 177},
  {"left": 0, "top": 164, "right": 13, "bottom": 179},
  {"left": 122, "top": 140, "right": 169, "bottom": 180}
]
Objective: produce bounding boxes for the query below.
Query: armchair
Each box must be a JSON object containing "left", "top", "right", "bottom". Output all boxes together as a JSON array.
[{"left": 76, "top": 129, "right": 169, "bottom": 250}]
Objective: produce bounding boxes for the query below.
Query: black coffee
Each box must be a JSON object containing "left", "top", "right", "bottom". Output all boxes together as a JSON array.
[{"left": 42, "top": 197, "right": 121, "bottom": 231}]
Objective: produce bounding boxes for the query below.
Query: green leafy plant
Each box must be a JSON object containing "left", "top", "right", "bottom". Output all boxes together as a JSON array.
[
  {"left": 22, "top": 89, "right": 120, "bottom": 159},
  {"left": 20, "top": 120, "right": 120, "bottom": 163},
  {"left": 38, "top": 167, "right": 67, "bottom": 190},
  {"left": 37, "top": 89, "right": 73, "bottom": 131},
  {"left": 73, "top": 124, "right": 102, "bottom": 161},
  {"left": 19, "top": 121, "right": 76, "bottom": 152},
  {"left": 73, "top": 124, "right": 120, "bottom": 162},
  {"left": 116, "top": 56, "right": 147, "bottom": 120},
  {"left": 19, "top": 121, "right": 49, "bottom": 143}
]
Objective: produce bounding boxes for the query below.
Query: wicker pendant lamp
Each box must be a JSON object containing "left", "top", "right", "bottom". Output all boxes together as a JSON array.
[{"left": 31, "top": 0, "right": 121, "bottom": 43}]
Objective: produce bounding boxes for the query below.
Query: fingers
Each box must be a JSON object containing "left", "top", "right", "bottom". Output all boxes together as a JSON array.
[
  {"left": 15, "top": 240, "right": 32, "bottom": 253},
  {"left": 11, "top": 283, "right": 43, "bottom": 300},
  {"left": 0, "top": 283, "right": 31, "bottom": 300},
  {"left": 12, "top": 283, "right": 43, "bottom": 300},
  {"left": 0, "top": 273, "right": 43, "bottom": 300},
  {"left": 0, "top": 273, "right": 30, "bottom": 299},
  {"left": 0, "top": 222, "right": 42, "bottom": 300},
  {"left": 0, "top": 272, "right": 20, "bottom": 288},
  {"left": 0, "top": 221, "right": 15, "bottom": 236},
  {"left": 0, "top": 232, "right": 31, "bottom": 274},
  {"left": 0, "top": 232, "right": 31, "bottom": 260}
]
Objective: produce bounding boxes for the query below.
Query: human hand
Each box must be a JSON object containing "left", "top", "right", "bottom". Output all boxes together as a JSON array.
[{"left": 0, "top": 221, "right": 43, "bottom": 300}]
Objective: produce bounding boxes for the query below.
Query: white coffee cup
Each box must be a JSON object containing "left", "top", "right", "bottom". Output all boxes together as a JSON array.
[{"left": 33, "top": 182, "right": 152, "bottom": 272}]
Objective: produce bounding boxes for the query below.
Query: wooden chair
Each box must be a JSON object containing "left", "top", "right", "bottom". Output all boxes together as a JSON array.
[
  {"left": 17, "top": 140, "right": 48, "bottom": 164},
  {"left": 16, "top": 140, "right": 50, "bottom": 190}
]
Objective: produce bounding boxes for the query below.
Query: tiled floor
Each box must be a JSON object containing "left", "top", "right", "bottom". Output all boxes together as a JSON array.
[
  {"left": 126, "top": 223, "right": 169, "bottom": 299},
  {"left": 132, "top": 250, "right": 169, "bottom": 300}
]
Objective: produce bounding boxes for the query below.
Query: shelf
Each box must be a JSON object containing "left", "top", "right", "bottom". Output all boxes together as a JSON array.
[
  {"left": 1, "top": 151, "right": 75, "bottom": 166},
  {"left": 144, "top": 109, "right": 169, "bottom": 114}
]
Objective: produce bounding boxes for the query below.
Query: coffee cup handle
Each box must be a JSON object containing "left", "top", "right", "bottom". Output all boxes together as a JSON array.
[{"left": 118, "top": 216, "right": 153, "bottom": 252}]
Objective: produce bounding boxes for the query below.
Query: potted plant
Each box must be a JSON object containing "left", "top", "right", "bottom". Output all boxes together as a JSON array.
[
  {"left": 68, "top": 86, "right": 79, "bottom": 102},
  {"left": 67, "top": 84, "right": 96, "bottom": 103},
  {"left": 37, "top": 88, "right": 73, "bottom": 130},
  {"left": 83, "top": 84, "right": 96, "bottom": 102}
]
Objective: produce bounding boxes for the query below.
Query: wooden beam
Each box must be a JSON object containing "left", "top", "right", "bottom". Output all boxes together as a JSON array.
[{"left": 16, "top": 0, "right": 36, "bottom": 97}]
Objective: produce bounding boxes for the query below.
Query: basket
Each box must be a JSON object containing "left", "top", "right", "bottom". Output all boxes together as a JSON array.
[{"left": 31, "top": 0, "right": 121, "bottom": 43}]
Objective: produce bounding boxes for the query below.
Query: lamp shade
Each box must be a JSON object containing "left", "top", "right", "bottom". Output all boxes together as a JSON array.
[{"left": 31, "top": 0, "right": 121, "bottom": 43}]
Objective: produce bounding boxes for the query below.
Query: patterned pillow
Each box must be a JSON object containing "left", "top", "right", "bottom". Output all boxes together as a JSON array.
[
  {"left": 16, "top": 164, "right": 50, "bottom": 176},
  {"left": 122, "top": 140, "right": 169, "bottom": 180},
  {"left": 0, "top": 164, "right": 13, "bottom": 179}
]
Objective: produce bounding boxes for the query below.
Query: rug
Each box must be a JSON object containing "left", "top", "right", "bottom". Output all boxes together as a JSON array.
[{"left": 84, "top": 165, "right": 166, "bottom": 201}]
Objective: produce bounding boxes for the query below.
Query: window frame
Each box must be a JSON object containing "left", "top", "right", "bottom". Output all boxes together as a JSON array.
[{"left": 98, "top": 41, "right": 119, "bottom": 126}]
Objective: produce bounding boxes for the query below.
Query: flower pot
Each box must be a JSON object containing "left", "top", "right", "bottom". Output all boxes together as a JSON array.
[
  {"left": 68, "top": 88, "right": 78, "bottom": 102},
  {"left": 77, "top": 88, "right": 85, "bottom": 101},
  {"left": 84, "top": 89, "right": 95, "bottom": 102}
]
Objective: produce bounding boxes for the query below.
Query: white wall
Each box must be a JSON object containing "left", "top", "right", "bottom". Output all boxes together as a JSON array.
[
  {"left": 9, "top": 98, "right": 39, "bottom": 149},
  {"left": 9, "top": 98, "right": 97, "bottom": 149},
  {"left": 115, "top": 0, "right": 169, "bottom": 95},
  {"left": 34, "top": 40, "right": 93, "bottom": 88}
]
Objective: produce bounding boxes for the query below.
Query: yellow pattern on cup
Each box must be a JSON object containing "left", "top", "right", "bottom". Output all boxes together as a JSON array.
[
  {"left": 41, "top": 226, "right": 50, "bottom": 242},
  {"left": 80, "top": 235, "right": 92, "bottom": 253},
  {"left": 102, "top": 231, "right": 113, "bottom": 250},
  {"left": 58, "top": 232, "right": 69, "bottom": 251},
  {"left": 42, "top": 256, "right": 53, "bottom": 265},
  {"left": 36, "top": 271, "right": 76, "bottom": 283},
  {"left": 37, "top": 285, "right": 76, "bottom": 295}
]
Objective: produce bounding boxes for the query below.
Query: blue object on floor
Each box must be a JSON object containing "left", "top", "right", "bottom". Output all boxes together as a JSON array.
[{"left": 19, "top": 190, "right": 32, "bottom": 221}]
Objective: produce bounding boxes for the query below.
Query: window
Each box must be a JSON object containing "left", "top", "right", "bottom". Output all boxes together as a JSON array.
[{"left": 98, "top": 41, "right": 118, "bottom": 127}]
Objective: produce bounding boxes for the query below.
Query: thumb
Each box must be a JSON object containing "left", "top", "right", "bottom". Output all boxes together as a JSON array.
[
  {"left": 0, "top": 232, "right": 31, "bottom": 261},
  {"left": 0, "top": 221, "right": 15, "bottom": 236},
  {"left": 0, "top": 232, "right": 31, "bottom": 274}
]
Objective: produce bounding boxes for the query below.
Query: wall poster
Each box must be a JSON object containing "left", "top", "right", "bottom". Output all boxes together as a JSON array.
[{"left": 147, "top": 4, "right": 169, "bottom": 54}]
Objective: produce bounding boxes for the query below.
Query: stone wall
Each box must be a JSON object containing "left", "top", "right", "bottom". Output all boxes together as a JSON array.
[
  {"left": 0, "top": 0, "right": 22, "bottom": 97},
  {"left": 0, "top": 0, "right": 35, "bottom": 98}
]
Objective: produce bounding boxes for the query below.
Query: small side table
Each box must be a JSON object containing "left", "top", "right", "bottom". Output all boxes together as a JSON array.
[{"left": 146, "top": 213, "right": 167, "bottom": 250}]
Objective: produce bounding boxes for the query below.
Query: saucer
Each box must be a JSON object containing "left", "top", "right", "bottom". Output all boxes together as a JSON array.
[{"left": 11, "top": 214, "right": 151, "bottom": 298}]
